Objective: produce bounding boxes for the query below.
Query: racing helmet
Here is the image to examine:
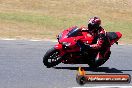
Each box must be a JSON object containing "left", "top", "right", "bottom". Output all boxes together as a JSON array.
[{"left": 88, "top": 17, "right": 101, "bottom": 31}]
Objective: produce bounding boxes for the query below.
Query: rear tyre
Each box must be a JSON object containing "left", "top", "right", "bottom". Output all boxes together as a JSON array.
[
  {"left": 88, "top": 60, "right": 99, "bottom": 68},
  {"left": 88, "top": 51, "right": 111, "bottom": 68},
  {"left": 43, "top": 48, "right": 62, "bottom": 68},
  {"left": 88, "top": 59, "right": 107, "bottom": 68}
]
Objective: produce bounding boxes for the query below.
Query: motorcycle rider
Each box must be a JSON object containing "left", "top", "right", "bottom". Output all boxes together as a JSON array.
[{"left": 78, "top": 17, "right": 111, "bottom": 64}]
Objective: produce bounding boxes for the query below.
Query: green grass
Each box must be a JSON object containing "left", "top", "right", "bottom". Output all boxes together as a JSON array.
[
  {"left": 104, "top": 21, "right": 132, "bottom": 43},
  {"left": 0, "top": 12, "right": 61, "bottom": 28},
  {"left": 0, "top": 12, "right": 86, "bottom": 29},
  {"left": 0, "top": 12, "right": 87, "bottom": 39},
  {"left": 0, "top": 0, "right": 132, "bottom": 43}
]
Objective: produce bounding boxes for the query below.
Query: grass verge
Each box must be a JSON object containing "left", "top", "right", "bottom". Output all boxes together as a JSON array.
[{"left": 0, "top": 0, "right": 132, "bottom": 43}]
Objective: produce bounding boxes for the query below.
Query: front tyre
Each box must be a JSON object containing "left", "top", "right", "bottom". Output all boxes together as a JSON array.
[{"left": 43, "top": 48, "right": 62, "bottom": 68}]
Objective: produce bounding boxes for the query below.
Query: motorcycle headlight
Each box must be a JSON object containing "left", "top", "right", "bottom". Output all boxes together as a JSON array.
[
  {"left": 62, "top": 42, "right": 71, "bottom": 46},
  {"left": 57, "top": 33, "right": 62, "bottom": 40}
]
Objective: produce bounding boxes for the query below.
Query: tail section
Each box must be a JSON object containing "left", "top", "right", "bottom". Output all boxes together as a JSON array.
[{"left": 116, "top": 32, "right": 122, "bottom": 39}]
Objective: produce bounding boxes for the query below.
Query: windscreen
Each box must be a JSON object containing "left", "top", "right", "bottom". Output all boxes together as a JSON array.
[{"left": 67, "top": 27, "right": 81, "bottom": 37}]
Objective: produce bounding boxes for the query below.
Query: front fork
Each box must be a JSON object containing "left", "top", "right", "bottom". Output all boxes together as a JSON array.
[
  {"left": 54, "top": 43, "right": 65, "bottom": 57},
  {"left": 54, "top": 43, "right": 80, "bottom": 57}
]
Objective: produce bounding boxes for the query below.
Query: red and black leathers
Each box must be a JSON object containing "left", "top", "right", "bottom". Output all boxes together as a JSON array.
[
  {"left": 88, "top": 26, "right": 106, "bottom": 49},
  {"left": 80, "top": 26, "right": 111, "bottom": 60}
]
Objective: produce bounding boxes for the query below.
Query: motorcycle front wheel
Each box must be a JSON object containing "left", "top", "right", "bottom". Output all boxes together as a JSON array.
[{"left": 43, "top": 48, "right": 62, "bottom": 68}]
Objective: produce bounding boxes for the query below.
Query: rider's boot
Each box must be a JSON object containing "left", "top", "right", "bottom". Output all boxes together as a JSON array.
[
  {"left": 95, "top": 52, "right": 107, "bottom": 64},
  {"left": 95, "top": 51, "right": 111, "bottom": 65}
]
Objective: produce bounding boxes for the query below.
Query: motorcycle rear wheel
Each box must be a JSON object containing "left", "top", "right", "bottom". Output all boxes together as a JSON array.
[
  {"left": 88, "top": 60, "right": 106, "bottom": 68},
  {"left": 43, "top": 48, "right": 62, "bottom": 68},
  {"left": 88, "top": 51, "right": 111, "bottom": 68},
  {"left": 88, "top": 58, "right": 110, "bottom": 68}
]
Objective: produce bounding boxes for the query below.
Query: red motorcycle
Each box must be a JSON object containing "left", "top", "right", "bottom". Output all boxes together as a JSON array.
[{"left": 43, "top": 26, "right": 122, "bottom": 68}]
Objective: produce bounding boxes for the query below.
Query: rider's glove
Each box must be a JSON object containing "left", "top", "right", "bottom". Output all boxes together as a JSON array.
[
  {"left": 77, "top": 40, "right": 91, "bottom": 52},
  {"left": 84, "top": 43, "right": 91, "bottom": 49}
]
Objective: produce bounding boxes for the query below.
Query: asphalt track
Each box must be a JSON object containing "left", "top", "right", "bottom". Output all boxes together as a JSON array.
[{"left": 0, "top": 40, "right": 132, "bottom": 88}]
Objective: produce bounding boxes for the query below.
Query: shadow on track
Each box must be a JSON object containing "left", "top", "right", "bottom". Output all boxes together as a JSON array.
[{"left": 53, "top": 67, "right": 127, "bottom": 73}]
